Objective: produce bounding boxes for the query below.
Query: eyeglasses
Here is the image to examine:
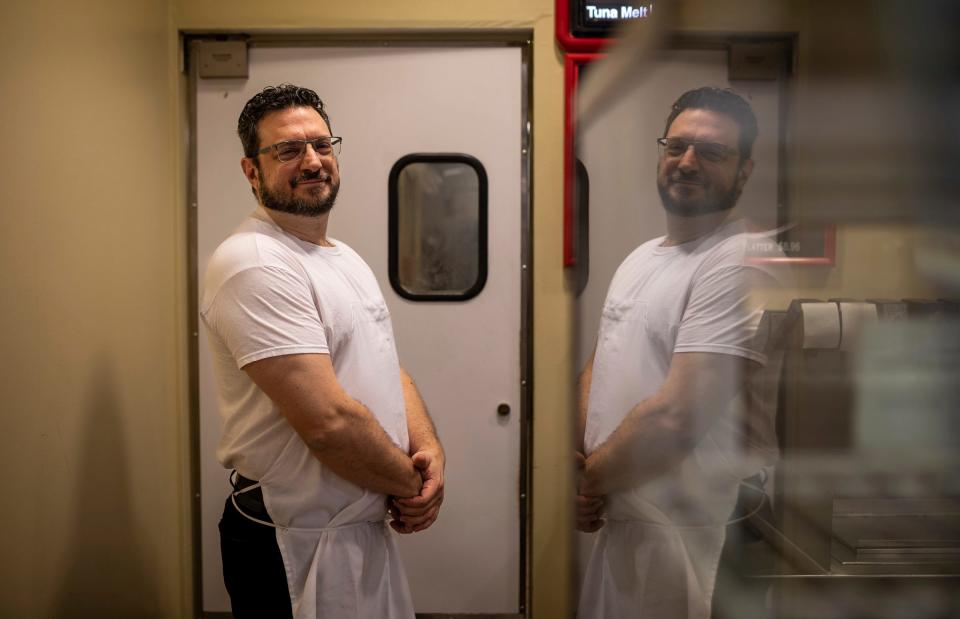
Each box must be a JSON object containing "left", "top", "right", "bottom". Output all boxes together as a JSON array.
[
  {"left": 256, "top": 137, "right": 343, "bottom": 162},
  {"left": 656, "top": 137, "right": 737, "bottom": 163}
]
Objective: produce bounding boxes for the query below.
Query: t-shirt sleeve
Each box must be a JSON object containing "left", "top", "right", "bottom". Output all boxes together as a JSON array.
[
  {"left": 674, "top": 264, "right": 771, "bottom": 364},
  {"left": 201, "top": 265, "right": 329, "bottom": 368}
]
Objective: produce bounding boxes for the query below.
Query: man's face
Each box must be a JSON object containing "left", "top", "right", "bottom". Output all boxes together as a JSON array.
[
  {"left": 241, "top": 106, "right": 341, "bottom": 217},
  {"left": 656, "top": 108, "right": 753, "bottom": 217}
]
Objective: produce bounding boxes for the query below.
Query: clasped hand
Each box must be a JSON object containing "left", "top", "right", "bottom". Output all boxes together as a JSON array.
[
  {"left": 575, "top": 450, "right": 605, "bottom": 532},
  {"left": 389, "top": 449, "right": 445, "bottom": 534}
]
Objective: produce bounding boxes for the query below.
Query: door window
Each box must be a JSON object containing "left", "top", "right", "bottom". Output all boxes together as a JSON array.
[{"left": 389, "top": 154, "right": 488, "bottom": 300}]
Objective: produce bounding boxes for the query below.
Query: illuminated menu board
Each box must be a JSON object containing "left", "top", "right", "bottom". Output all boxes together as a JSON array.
[{"left": 571, "top": 1, "right": 656, "bottom": 37}]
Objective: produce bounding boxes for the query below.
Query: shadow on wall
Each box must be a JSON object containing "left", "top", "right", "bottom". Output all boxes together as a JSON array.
[{"left": 55, "top": 359, "right": 160, "bottom": 618}]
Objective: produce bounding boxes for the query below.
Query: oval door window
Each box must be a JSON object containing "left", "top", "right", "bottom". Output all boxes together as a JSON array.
[{"left": 388, "top": 154, "right": 488, "bottom": 301}]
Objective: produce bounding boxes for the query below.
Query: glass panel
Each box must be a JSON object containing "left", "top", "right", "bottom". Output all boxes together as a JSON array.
[
  {"left": 392, "top": 159, "right": 485, "bottom": 299},
  {"left": 570, "top": 3, "right": 960, "bottom": 616}
]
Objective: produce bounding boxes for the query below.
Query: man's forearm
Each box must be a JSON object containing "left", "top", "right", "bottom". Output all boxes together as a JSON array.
[
  {"left": 243, "top": 353, "right": 422, "bottom": 498},
  {"left": 581, "top": 392, "right": 691, "bottom": 495},
  {"left": 400, "top": 367, "right": 443, "bottom": 458},
  {"left": 577, "top": 353, "right": 594, "bottom": 453},
  {"left": 304, "top": 397, "right": 422, "bottom": 498},
  {"left": 391, "top": 367, "right": 445, "bottom": 534},
  {"left": 582, "top": 353, "right": 748, "bottom": 496}
]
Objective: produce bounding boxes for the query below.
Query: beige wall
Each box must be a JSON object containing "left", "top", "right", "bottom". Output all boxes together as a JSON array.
[
  {"left": 782, "top": 0, "right": 939, "bottom": 304},
  {"left": 769, "top": 223, "right": 940, "bottom": 308},
  {"left": 0, "top": 0, "right": 189, "bottom": 617},
  {"left": 0, "top": 0, "right": 941, "bottom": 617}
]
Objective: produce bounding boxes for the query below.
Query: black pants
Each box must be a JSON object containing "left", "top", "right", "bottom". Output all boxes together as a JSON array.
[
  {"left": 711, "top": 476, "right": 774, "bottom": 619},
  {"left": 219, "top": 483, "right": 293, "bottom": 619}
]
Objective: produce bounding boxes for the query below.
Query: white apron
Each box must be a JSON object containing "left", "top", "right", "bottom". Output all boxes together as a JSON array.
[{"left": 576, "top": 436, "right": 744, "bottom": 619}]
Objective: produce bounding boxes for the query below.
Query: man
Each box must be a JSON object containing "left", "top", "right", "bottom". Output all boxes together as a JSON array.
[
  {"left": 201, "top": 84, "right": 444, "bottom": 619},
  {"left": 576, "top": 87, "right": 782, "bottom": 618}
]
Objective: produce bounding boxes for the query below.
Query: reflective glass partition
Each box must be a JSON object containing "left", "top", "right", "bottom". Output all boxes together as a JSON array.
[
  {"left": 568, "top": 2, "right": 960, "bottom": 618},
  {"left": 388, "top": 154, "right": 488, "bottom": 301}
]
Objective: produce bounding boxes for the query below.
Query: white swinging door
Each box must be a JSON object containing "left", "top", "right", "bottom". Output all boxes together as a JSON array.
[{"left": 192, "top": 40, "right": 529, "bottom": 617}]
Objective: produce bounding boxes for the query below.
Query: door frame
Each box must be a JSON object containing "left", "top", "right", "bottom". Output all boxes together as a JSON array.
[{"left": 182, "top": 31, "right": 533, "bottom": 618}]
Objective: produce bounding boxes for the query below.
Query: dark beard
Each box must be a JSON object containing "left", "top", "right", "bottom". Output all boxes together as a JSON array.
[
  {"left": 657, "top": 178, "right": 739, "bottom": 217},
  {"left": 258, "top": 169, "right": 339, "bottom": 217}
]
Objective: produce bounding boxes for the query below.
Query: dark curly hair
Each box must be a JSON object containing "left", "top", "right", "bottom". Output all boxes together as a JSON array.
[
  {"left": 663, "top": 87, "right": 758, "bottom": 160},
  {"left": 237, "top": 84, "right": 333, "bottom": 158}
]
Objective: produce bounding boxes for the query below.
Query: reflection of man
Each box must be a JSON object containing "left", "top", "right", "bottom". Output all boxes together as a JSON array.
[
  {"left": 576, "top": 87, "right": 780, "bottom": 618},
  {"left": 201, "top": 85, "right": 444, "bottom": 618}
]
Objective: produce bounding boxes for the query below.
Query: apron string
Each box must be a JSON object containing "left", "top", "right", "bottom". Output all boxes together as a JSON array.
[
  {"left": 229, "top": 470, "right": 385, "bottom": 533},
  {"left": 606, "top": 479, "right": 768, "bottom": 530}
]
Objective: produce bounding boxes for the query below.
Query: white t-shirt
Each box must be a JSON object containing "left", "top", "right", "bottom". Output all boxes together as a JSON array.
[
  {"left": 585, "top": 218, "right": 781, "bottom": 516},
  {"left": 201, "top": 207, "right": 409, "bottom": 527},
  {"left": 578, "top": 218, "right": 783, "bottom": 619}
]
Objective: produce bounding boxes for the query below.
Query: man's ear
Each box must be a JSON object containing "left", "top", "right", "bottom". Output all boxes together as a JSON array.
[
  {"left": 241, "top": 156, "right": 260, "bottom": 198},
  {"left": 736, "top": 158, "right": 754, "bottom": 190}
]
